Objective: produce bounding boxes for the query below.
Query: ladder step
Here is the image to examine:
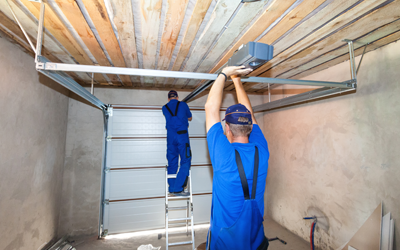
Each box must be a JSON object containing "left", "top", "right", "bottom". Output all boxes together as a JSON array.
[
  {"left": 168, "top": 195, "right": 190, "bottom": 200},
  {"left": 168, "top": 241, "right": 193, "bottom": 246},
  {"left": 167, "top": 222, "right": 187, "bottom": 227},
  {"left": 167, "top": 174, "right": 177, "bottom": 179},
  {"left": 169, "top": 217, "right": 191, "bottom": 222},
  {"left": 168, "top": 206, "right": 187, "bottom": 210}
]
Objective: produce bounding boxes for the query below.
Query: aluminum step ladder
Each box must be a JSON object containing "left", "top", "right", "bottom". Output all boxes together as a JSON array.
[{"left": 163, "top": 167, "right": 195, "bottom": 250}]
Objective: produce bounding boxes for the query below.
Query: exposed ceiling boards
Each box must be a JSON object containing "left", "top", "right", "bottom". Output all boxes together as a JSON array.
[{"left": 0, "top": 0, "right": 399, "bottom": 92}]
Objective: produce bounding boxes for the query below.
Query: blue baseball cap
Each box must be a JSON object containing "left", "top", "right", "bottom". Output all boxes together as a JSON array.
[
  {"left": 168, "top": 90, "right": 178, "bottom": 98},
  {"left": 222, "top": 104, "right": 252, "bottom": 125}
]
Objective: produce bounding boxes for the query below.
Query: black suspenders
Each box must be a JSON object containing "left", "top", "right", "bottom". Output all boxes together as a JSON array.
[
  {"left": 235, "top": 146, "right": 259, "bottom": 200},
  {"left": 164, "top": 101, "right": 180, "bottom": 116}
]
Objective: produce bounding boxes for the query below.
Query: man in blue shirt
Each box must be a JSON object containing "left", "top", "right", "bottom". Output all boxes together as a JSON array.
[
  {"left": 162, "top": 90, "right": 193, "bottom": 195},
  {"left": 205, "top": 66, "right": 270, "bottom": 250}
]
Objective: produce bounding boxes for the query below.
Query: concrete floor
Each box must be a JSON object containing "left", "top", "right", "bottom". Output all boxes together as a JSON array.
[{"left": 69, "top": 217, "right": 310, "bottom": 250}]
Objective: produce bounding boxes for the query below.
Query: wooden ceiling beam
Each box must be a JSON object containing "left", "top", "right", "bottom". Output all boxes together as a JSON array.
[
  {"left": 256, "top": 0, "right": 328, "bottom": 45},
  {"left": 171, "top": 0, "right": 213, "bottom": 72},
  {"left": 108, "top": 0, "right": 141, "bottom": 87},
  {"left": 174, "top": 0, "right": 241, "bottom": 88},
  {"left": 256, "top": 1, "right": 400, "bottom": 79},
  {"left": 279, "top": 19, "right": 400, "bottom": 79},
  {"left": 208, "top": 0, "right": 298, "bottom": 75},
  {"left": 53, "top": 0, "right": 122, "bottom": 85},
  {"left": 186, "top": 0, "right": 267, "bottom": 88},
  {"left": 164, "top": 0, "right": 213, "bottom": 87},
  {"left": 250, "top": 0, "right": 390, "bottom": 77},
  {"left": 157, "top": 0, "right": 189, "bottom": 71},
  {"left": 292, "top": 30, "right": 400, "bottom": 80},
  {"left": 0, "top": 12, "right": 87, "bottom": 86},
  {"left": 154, "top": 0, "right": 189, "bottom": 87},
  {"left": 0, "top": 2, "right": 91, "bottom": 81},
  {"left": 81, "top": 0, "right": 133, "bottom": 86},
  {"left": 18, "top": 0, "right": 110, "bottom": 83},
  {"left": 208, "top": 0, "right": 326, "bottom": 91},
  {"left": 132, "top": 0, "right": 162, "bottom": 86}
]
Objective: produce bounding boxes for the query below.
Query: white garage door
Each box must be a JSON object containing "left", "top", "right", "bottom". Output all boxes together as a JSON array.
[{"left": 101, "top": 105, "right": 219, "bottom": 235}]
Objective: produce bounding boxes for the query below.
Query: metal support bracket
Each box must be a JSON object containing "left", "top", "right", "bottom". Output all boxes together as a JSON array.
[
  {"left": 106, "top": 106, "right": 113, "bottom": 117},
  {"left": 103, "top": 199, "right": 109, "bottom": 205},
  {"left": 343, "top": 39, "right": 369, "bottom": 76},
  {"left": 252, "top": 40, "right": 360, "bottom": 113},
  {"left": 104, "top": 167, "right": 110, "bottom": 173},
  {"left": 106, "top": 136, "right": 112, "bottom": 142}
]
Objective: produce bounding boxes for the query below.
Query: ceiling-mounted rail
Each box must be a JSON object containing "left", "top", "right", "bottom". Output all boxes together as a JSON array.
[{"left": 252, "top": 39, "right": 365, "bottom": 112}]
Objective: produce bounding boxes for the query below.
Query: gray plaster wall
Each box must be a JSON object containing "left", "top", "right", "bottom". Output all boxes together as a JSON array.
[
  {"left": 263, "top": 41, "right": 400, "bottom": 249},
  {"left": 0, "top": 37, "right": 70, "bottom": 250},
  {"left": 59, "top": 88, "right": 264, "bottom": 237}
]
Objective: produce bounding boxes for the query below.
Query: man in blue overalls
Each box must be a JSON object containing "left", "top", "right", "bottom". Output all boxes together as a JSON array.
[
  {"left": 204, "top": 66, "right": 270, "bottom": 250},
  {"left": 162, "top": 90, "right": 193, "bottom": 195}
]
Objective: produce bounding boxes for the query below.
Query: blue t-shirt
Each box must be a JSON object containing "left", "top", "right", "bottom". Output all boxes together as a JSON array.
[
  {"left": 162, "top": 100, "right": 192, "bottom": 131},
  {"left": 207, "top": 122, "right": 269, "bottom": 228}
]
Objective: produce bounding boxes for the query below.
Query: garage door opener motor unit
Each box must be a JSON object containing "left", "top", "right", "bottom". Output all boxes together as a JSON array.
[{"left": 228, "top": 42, "right": 274, "bottom": 70}]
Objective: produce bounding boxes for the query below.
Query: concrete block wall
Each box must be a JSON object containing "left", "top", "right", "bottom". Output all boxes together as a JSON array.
[
  {"left": 58, "top": 88, "right": 264, "bottom": 237},
  {"left": 0, "top": 37, "right": 70, "bottom": 250},
  {"left": 263, "top": 41, "right": 400, "bottom": 249}
]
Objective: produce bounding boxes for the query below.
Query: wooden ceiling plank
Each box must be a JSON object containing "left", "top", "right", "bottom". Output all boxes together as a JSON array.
[
  {"left": 194, "top": 0, "right": 268, "bottom": 74},
  {"left": 171, "top": 0, "right": 213, "bottom": 72},
  {"left": 279, "top": 19, "right": 400, "bottom": 79},
  {"left": 134, "top": 0, "right": 162, "bottom": 86},
  {"left": 0, "top": 1, "right": 92, "bottom": 81},
  {"left": 256, "top": 0, "right": 328, "bottom": 45},
  {"left": 0, "top": 11, "right": 89, "bottom": 85},
  {"left": 173, "top": 0, "right": 241, "bottom": 88},
  {"left": 81, "top": 0, "right": 133, "bottom": 86},
  {"left": 139, "top": 0, "right": 162, "bottom": 69},
  {"left": 291, "top": 30, "right": 400, "bottom": 80},
  {"left": 157, "top": 0, "right": 189, "bottom": 71},
  {"left": 19, "top": 0, "right": 111, "bottom": 84},
  {"left": 165, "top": 0, "right": 214, "bottom": 88},
  {"left": 257, "top": 1, "right": 400, "bottom": 79},
  {"left": 208, "top": 0, "right": 298, "bottom": 74},
  {"left": 178, "top": 0, "right": 241, "bottom": 73},
  {"left": 108, "top": 0, "right": 141, "bottom": 87},
  {"left": 18, "top": 1, "right": 90, "bottom": 64},
  {"left": 251, "top": 0, "right": 390, "bottom": 77},
  {"left": 154, "top": 0, "right": 189, "bottom": 88},
  {"left": 53, "top": 0, "right": 121, "bottom": 85},
  {"left": 189, "top": 0, "right": 267, "bottom": 89},
  {"left": 272, "top": 0, "right": 361, "bottom": 56}
]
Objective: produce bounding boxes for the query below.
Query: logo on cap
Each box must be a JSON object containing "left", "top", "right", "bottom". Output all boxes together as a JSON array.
[
  {"left": 168, "top": 90, "right": 178, "bottom": 98},
  {"left": 223, "top": 104, "right": 252, "bottom": 125}
]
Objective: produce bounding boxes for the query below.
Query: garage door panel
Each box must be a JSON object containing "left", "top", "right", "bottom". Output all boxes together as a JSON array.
[
  {"left": 191, "top": 166, "right": 213, "bottom": 194},
  {"left": 105, "top": 166, "right": 212, "bottom": 200},
  {"left": 110, "top": 110, "right": 166, "bottom": 137},
  {"left": 106, "top": 199, "right": 165, "bottom": 234},
  {"left": 104, "top": 107, "right": 213, "bottom": 234},
  {"left": 106, "top": 169, "right": 165, "bottom": 200},
  {"left": 109, "top": 109, "right": 225, "bottom": 137},
  {"left": 108, "top": 138, "right": 210, "bottom": 168},
  {"left": 105, "top": 195, "right": 212, "bottom": 234}
]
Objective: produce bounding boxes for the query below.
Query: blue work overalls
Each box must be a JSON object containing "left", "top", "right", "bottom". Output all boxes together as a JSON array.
[
  {"left": 206, "top": 147, "right": 269, "bottom": 250},
  {"left": 164, "top": 101, "right": 192, "bottom": 193}
]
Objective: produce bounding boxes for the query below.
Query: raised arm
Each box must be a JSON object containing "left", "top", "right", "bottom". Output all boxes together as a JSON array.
[
  {"left": 205, "top": 66, "right": 253, "bottom": 132},
  {"left": 231, "top": 73, "right": 257, "bottom": 125}
]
